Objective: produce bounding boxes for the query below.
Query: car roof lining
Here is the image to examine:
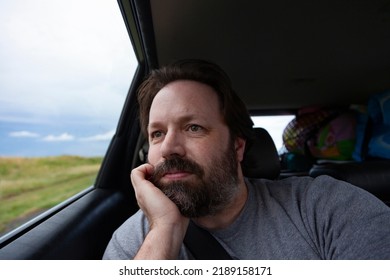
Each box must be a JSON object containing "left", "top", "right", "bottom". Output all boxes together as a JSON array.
[{"left": 138, "top": 0, "right": 390, "bottom": 111}]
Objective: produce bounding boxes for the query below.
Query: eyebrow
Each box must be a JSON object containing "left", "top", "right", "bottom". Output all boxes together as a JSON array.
[{"left": 148, "top": 114, "right": 206, "bottom": 131}]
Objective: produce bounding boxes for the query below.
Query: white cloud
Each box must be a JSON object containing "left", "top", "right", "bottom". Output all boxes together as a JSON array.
[
  {"left": 9, "top": 130, "right": 40, "bottom": 138},
  {"left": 0, "top": 0, "right": 137, "bottom": 125},
  {"left": 9, "top": 129, "right": 114, "bottom": 143},
  {"left": 80, "top": 130, "right": 115, "bottom": 142},
  {"left": 42, "top": 133, "right": 75, "bottom": 142},
  {"left": 0, "top": 1, "right": 136, "bottom": 157}
]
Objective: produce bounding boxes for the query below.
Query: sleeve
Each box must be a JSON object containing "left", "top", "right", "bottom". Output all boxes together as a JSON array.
[
  {"left": 102, "top": 210, "right": 149, "bottom": 260},
  {"left": 302, "top": 175, "right": 390, "bottom": 259}
]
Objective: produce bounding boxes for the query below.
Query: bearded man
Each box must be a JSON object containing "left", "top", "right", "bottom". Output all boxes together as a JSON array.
[{"left": 103, "top": 59, "right": 390, "bottom": 260}]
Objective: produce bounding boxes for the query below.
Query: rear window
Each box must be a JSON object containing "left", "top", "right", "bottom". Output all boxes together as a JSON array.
[{"left": 252, "top": 115, "right": 295, "bottom": 152}]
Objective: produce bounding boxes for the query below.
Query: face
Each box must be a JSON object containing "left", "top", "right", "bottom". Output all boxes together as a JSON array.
[{"left": 147, "top": 80, "right": 245, "bottom": 217}]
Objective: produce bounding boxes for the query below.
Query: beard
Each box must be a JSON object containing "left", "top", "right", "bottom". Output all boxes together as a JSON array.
[{"left": 149, "top": 140, "right": 240, "bottom": 218}]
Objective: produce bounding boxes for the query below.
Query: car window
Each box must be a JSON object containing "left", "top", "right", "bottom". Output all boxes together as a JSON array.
[
  {"left": 0, "top": 0, "right": 137, "bottom": 237},
  {"left": 252, "top": 115, "right": 295, "bottom": 153}
]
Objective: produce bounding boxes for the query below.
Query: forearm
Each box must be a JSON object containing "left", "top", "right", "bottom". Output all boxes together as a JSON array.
[{"left": 134, "top": 222, "right": 189, "bottom": 259}]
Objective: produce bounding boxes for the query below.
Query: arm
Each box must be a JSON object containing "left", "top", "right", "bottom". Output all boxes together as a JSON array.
[{"left": 131, "top": 163, "right": 189, "bottom": 259}]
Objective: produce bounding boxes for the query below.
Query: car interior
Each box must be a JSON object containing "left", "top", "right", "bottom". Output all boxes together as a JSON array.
[{"left": 1, "top": 0, "right": 390, "bottom": 259}]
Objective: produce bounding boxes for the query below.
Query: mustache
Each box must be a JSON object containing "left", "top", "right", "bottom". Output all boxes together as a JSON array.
[{"left": 149, "top": 156, "right": 204, "bottom": 183}]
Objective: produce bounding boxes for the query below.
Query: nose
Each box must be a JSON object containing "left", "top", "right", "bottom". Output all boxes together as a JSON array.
[{"left": 160, "top": 130, "right": 185, "bottom": 159}]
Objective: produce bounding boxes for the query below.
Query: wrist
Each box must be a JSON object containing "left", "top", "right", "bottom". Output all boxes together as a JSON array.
[{"left": 134, "top": 218, "right": 189, "bottom": 260}]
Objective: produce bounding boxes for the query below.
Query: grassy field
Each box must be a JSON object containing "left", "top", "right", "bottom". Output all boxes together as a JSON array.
[{"left": 0, "top": 156, "right": 102, "bottom": 235}]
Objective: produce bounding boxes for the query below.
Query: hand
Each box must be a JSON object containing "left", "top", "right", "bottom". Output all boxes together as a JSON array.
[
  {"left": 131, "top": 163, "right": 188, "bottom": 227},
  {"left": 130, "top": 163, "right": 189, "bottom": 259}
]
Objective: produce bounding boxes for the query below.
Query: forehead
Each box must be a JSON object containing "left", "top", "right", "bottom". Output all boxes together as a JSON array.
[{"left": 149, "top": 80, "right": 223, "bottom": 123}]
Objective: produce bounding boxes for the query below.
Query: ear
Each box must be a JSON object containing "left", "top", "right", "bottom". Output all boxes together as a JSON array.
[{"left": 235, "top": 137, "right": 246, "bottom": 162}]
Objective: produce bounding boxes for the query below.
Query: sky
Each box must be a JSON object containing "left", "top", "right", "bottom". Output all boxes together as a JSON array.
[
  {"left": 0, "top": 0, "right": 294, "bottom": 158},
  {"left": 0, "top": 0, "right": 138, "bottom": 157}
]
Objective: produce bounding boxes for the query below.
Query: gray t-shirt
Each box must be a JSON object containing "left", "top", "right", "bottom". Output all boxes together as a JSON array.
[{"left": 103, "top": 175, "right": 390, "bottom": 259}]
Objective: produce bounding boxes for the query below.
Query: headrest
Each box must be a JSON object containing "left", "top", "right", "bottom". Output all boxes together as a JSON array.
[
  {"left": 242, "top": 127, "right": 280, "bottom": 179},
  {"left": 309, "top": 160, "right": 390, "bottom": 204}
]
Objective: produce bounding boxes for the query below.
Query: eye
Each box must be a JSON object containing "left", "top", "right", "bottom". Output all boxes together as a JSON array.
[
  {"left": 150, "top": 130, "right": 163, "bottom": 139},
  {"left": 187, "top": 124, "right": 203, "bottom": 133}
]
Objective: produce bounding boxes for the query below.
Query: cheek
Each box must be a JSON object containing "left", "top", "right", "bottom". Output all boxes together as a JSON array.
[
  {"left": 190, "top": 140, "right": 227, "bottom": 167},
  {"left": 146, "top": 145, "right": 160, "bottom": 165},
  {"left": 191, "top": 148, "right": 211, "bottom": 166}
]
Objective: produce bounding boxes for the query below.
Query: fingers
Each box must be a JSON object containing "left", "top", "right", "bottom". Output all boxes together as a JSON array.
[
  {"left": 130, "top": 163, "right": 172, "bottom": 214},
  {"left": 131, "top": 163, "right": 165, "bottom": 208},
  {"left": 130, "top": 163, "right": 187, "bottom": 228},
  {"left": 131, "top": 163, "right": 155, "bottom": 196}
]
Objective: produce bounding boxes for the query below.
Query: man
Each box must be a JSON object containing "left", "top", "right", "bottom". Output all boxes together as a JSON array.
[{"left": 103, "top": 59, "right": 390, "bottom": 259}]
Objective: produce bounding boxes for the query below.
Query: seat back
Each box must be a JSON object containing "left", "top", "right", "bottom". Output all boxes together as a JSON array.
[{"left": 242, "top": 127, "right": 280, "bottom": 179}]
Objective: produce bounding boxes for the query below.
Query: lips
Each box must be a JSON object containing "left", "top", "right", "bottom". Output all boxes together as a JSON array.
[{"left": 162, "top": 170, "right": 192, "bottom": 180}]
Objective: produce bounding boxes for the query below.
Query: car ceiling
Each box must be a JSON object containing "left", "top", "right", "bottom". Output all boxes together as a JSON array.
[{"left": 129, "top": 0, "right": 390, "bottom": 111}]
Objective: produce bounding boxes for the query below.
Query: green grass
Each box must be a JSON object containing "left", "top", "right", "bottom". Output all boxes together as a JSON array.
[{"left": 0, "top": 156, "right": 103, "bottom": 235}]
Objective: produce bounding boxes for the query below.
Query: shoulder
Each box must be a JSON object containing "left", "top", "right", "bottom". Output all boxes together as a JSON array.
[
  {"left": 247, "top": 176, "right": 390, "bottom": 259},
  {"left": 247, "top": 175, "right": 381, "bottom": 205},
  {"left": 248, "top": 175, "right": 390, "bottom": 259},
  {"left": 102, "top": 210, "right": 149, "bottom": 259}
]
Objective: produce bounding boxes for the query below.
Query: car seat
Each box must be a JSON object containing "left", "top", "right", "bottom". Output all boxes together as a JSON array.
[{"left": 241, "top": 127, "right": 281, "bottom": 179}]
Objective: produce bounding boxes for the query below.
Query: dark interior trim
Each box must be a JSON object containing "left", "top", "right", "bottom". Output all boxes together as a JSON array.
[{"left": 0, "top": 188, "right": 133, "bottom": 259}]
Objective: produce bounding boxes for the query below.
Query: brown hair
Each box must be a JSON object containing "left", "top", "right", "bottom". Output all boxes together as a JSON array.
[{"left": 137, "top": 59, "right": 254, "bottom": 143}]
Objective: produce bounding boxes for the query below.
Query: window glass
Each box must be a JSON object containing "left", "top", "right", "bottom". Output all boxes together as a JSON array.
[
  {"left": 252, "top": 115, "right": 295, "bottom": 153},
  {"left": 0, "top": 0, "right": 137, "bottom": 236}
]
